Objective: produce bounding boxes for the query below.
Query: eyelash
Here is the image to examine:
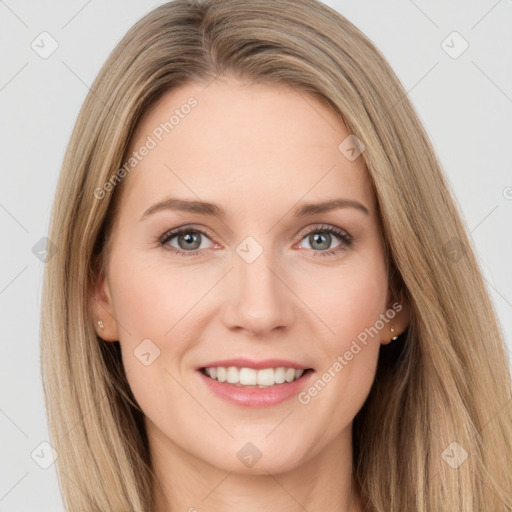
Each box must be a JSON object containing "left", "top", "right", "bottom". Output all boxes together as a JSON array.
[{"left": 158, "top": 224, "right": 353, "bottom": 258}]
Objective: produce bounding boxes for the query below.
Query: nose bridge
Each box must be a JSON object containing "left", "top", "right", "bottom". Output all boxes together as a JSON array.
[{"left": 222, "top": 238, "right": 295, "bottom": 334}]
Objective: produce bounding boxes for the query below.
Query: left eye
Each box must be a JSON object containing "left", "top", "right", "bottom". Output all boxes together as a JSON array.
[{"left": 299, "top": 230, "right": 343, "bottom": 251}]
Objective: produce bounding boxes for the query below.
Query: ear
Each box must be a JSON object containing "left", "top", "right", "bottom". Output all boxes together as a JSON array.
[
  {"left": 381, "top": 288, "right": 410, "bottom": 345},
  {"left": 89, "top": 271, "right": 120, "bottom": 342}
]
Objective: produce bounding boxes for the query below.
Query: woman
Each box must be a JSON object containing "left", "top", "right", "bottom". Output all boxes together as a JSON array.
[{"left": 40, "top": 0, "right": 512, "bottom": 510}]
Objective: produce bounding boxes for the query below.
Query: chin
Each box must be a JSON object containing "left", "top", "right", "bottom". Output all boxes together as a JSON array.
[{"left": 199, "top": 437, "right": 312, "bottom": 475}]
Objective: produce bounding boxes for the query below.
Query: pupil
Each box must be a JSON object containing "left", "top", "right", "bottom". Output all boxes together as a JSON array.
[
  {"left": 179, "top": 232, "right": 200, "bottom": 250},
  {"left": 311, "top": 232, "right": 330, "bottom": 250}
]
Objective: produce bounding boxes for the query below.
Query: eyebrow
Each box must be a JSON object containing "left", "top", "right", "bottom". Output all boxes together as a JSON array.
[{"left": 139, "top": 196, "right": 370, "bottom": 221}]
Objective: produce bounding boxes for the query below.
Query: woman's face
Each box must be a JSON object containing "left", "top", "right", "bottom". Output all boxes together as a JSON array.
[{"left": 92, "top": 77, "right": 407, "bottom": 474}]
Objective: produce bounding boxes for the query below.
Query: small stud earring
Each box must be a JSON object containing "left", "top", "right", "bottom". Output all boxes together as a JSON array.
[
  {"left": 98, "top": 320, "right": 104, "bottom": 329},
  {"left": 390, "top": 326, "right": 398, "bottom": 341}
]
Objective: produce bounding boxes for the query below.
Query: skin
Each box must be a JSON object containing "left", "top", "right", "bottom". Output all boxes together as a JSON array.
[{"left": 91, "top": 77, "right": 409, "bottom": 512}]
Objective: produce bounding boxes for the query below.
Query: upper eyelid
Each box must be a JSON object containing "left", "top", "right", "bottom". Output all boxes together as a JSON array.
[
  {"left": 301, "top": 224, "right": 350, "bottom": 237},
  {"left": 160, "top": 224, "right": 215, "bottom": 241}
]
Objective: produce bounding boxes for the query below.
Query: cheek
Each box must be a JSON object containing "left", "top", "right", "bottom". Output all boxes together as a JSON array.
[
  {"left": 109, "top": 252, "right": 214, "bottom": 341},
  {"left": 107, "top": 256, "right": 206, "bottom": 418},
  {"left": 308, "top": 256, "right": 388, "bottom": 350},
  {"left": 296, "top": 253, "right": 388, "bottom": 417}
]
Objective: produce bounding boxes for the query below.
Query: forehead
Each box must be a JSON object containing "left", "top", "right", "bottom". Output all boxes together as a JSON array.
[{"left": 119, "top": 77, "right": 375, "bottom": 219}]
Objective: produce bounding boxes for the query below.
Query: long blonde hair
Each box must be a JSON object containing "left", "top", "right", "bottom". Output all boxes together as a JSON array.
[{"left": 40, "top": 0, "right": 512, "bottom": 510}]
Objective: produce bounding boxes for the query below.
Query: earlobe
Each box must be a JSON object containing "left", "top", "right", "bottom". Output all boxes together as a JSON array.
[
  {"left": 381, "top": 324, "right": 401, "bottom": 345},
  {"left": 89, "top": 272, "right": 119, "bottom": 342},
  {"left": 381, "top": 293, "right": 410, "bottom": 345}
]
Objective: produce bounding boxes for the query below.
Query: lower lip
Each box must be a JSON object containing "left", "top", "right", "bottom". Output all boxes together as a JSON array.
[{"left": 198, "top": 370, "right": 314, "bottom": 408}]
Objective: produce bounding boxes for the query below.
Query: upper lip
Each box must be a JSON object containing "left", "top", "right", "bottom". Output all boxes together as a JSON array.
[{"left": 197, "top": 358, "right": 313, "bottom": 371}]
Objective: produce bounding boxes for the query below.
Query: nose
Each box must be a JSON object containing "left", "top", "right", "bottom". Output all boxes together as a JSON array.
[{"left": 221, "top": 249, "right": 296, "bottom": 336}]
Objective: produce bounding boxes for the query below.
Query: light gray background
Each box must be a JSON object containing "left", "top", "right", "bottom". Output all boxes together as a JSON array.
[{"left": 1, "top": 1, "right": 511, "bottom": 510}]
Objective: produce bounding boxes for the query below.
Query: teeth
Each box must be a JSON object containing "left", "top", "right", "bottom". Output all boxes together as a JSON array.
[
  {"left": 274, "top": 367, "right": 286, "bottom": 384},
  {"left": 217, "top": 367, "right": 227, "bottom": 383},
  {"left": 202, "top": 366, "right": 308, "bottom": 387},
  {"left": 239, "top": 367, "right": 257, "bottom": 385}
]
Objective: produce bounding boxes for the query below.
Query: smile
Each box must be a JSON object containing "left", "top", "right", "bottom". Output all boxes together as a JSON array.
[{"left": 198, "top": 364, "right": 315, "bottom": 408}]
